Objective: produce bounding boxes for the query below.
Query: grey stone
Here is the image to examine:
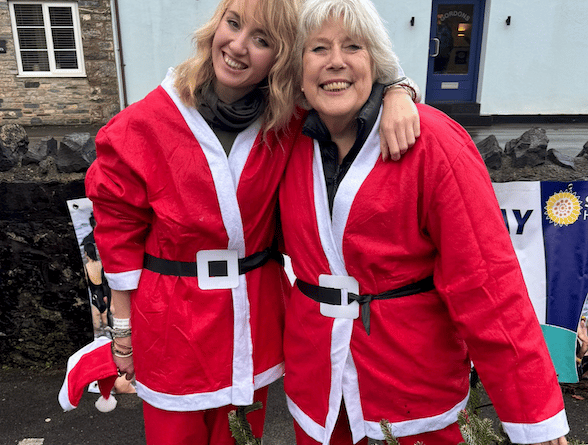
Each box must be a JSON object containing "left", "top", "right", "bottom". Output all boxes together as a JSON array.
[
  {"left": 55, "top": 132, "right": 96, "bottom": 173},
  {"left": 22, "top": 137, "right": 57, "bottom": 165},
  {"left": 39, "top": 156, "right": 57, "bottom": 175},
  {"left": 505, "top": 128, "right": 549, "bottom": 168},
  {"left": 476, "top": 135, "right": 503, "bottom": 170},
  {"left": 547, "top": 149, "right": 575, "bottom": 169},
  {"left": 0, "top": 152, "right": 15, "bottom": 172},
  {"left": 578, "top": 141, "right": 588, "bottom": 158},
  {"left": 0, "top": 123, "right": 29, "bottom": 163}
]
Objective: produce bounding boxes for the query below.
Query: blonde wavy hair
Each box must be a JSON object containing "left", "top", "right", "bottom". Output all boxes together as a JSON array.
[{"left": 174, "top": 0, "right": 300, "bottom": 136}]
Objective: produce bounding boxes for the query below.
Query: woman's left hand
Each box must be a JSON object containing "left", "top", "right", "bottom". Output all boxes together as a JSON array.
[
  {"left": 380, "top": 87, "right": 421, "bottom": 161},
  {"left": 531, "top": 437, "right": 568, "bottom": 445}
]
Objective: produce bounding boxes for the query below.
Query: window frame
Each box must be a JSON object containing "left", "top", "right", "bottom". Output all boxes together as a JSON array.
[{"left": 9, "top": 1, "right": 86, "bottom": 77}]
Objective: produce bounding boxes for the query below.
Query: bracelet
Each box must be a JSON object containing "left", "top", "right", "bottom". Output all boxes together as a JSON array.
[
  {"left": 111, "top": 342, "right": 133, "bottom": 358},
  {"left": 383, "top": 76, "right": 421, "bottom": 103},
  {"left": 112, "top": 317, "right": 131, "bottom": 330},
  {"left": 106, "top": 327, "right": 132, "bottom": 338},
  {"left": 384, "top": 83, "right": 417, "bottom": 102},
  {"left": 113, "top": 339, "right": 132, "bottom": 350}
]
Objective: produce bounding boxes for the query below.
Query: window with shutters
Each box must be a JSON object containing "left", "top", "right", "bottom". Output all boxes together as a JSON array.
[{"left": 8, "top": 1, "right": 85, "bottom": 77}]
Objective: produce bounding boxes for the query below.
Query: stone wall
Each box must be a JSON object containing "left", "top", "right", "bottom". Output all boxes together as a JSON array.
[
  {"left": 0, "top": 180, "right": 93, "bottom": 368},
  {"left": 0, "top": 124, "right": 96, "bottom": 368},
  {"left": 0, "top": 0, "right": 120, "bottom": 126}
]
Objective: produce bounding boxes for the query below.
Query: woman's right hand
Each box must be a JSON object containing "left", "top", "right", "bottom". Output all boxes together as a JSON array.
[
  {"left": 110, "top": 289, "right": 134, "bottom": 379},
  {"left": 112, "top": 334, "right": 135, "bottom": 380},
  {"left": 114, "top": 354, "right": 135, "bottom": 380}
]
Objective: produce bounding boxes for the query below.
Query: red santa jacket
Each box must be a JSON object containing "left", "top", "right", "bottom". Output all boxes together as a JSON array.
[
  {"left": 279, "top": 104, "right": 568, "bottom": 444},
  {"left": 85, "top": 71, "right": 302, "bottom": 411}
]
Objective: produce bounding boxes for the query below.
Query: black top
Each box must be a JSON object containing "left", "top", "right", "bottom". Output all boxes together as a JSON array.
[
  {"left": 198, "top": 82, "right": 266, "bottom": 155},
  {"left": 301, "top": 83, "right": 384, "bottom": 216}
]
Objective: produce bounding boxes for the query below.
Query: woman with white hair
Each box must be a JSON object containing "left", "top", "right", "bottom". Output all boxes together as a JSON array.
[{"left": 279, "top": 0, "right": 569, "bottom": 444}]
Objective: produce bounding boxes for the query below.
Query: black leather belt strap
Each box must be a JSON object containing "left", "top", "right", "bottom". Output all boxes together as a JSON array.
[
  {"left": 296, "top": 275, "right": 434, "bottom": 335},
  {"left": 143, "top": 247, "right": 283, "bottom": 278}
]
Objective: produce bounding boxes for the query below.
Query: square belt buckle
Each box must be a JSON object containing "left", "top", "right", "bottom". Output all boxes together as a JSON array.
[
  {"left": 196, "top": 250, "right": 239, "bottom": 290},
  {"left": 318, "top": 274, "right": 360, "bottom": 319}
]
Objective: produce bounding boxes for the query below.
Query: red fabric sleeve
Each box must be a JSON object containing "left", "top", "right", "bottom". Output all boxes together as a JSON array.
[
  {"left": 421, "top": 110, "right": 564, "bottom": 424},
  {"left": 85, "top": 122, "right": 153, "bottom": 277}
]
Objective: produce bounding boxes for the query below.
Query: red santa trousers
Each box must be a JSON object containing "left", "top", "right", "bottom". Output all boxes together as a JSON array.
[{"left": 143, "top": 386, "right": 268, "bottom": 445}]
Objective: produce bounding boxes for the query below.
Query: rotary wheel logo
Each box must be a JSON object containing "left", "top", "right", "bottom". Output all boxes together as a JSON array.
[{"left": 544, "top": 185, "right": 581, "bottom": 227}]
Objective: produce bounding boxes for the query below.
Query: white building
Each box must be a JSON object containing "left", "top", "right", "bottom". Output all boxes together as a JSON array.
[{"left": 113, "top": 0, "right": 588, "bottom": 121}]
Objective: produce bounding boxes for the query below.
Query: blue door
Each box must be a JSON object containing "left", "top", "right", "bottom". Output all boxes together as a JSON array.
[{"left": 425, "top": 0, "right": 485, "bottom": 103}]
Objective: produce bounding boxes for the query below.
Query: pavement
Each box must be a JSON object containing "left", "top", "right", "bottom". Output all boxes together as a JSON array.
[
  {"left": 0, "top": 368, "right": 296, "bottom": 445},
  {"left": 2, "top": 367, "right": 588, "bottom": 445},
  {"left": 3, "top": 120, "right": 587, "bottom": 445}
]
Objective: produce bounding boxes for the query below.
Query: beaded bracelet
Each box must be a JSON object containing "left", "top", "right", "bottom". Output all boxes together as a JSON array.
[
  {"left": 113, "top": 339, "right": 132, "bottom": 349},
  {"left": 107, "top": 327, "right": 132, "bottom": 338},
  {"left": 384, "top": 82, "right": 417, "bottom": 102},
  {"left": 111, "top": 342, "right": 133, "bottom": 358}
]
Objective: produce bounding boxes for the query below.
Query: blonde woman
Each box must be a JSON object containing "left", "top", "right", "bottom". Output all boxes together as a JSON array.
[{"left": 86, "top": 0, "right": 420, "bottom": 443}]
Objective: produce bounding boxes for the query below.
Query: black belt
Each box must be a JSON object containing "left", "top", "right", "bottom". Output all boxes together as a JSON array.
[
  {"left": 144, "top": 247, "right": 283, "bottom": 278},
  {"left": 296, "top": 276, "right": 434, "bottom": 335}
]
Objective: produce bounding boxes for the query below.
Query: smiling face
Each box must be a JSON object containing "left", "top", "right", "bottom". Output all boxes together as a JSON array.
[
  {"left": 212, "top": 0, "right": 277, "bottom": 103},
  {"left": 302, "top": 16, "right": 373, "bottom": 132}
]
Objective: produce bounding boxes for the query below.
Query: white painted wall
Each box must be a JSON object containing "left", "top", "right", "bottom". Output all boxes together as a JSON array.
[
  {"left": 376, "top": 0, "right": 432, "bottom": 104},
  {"left": 117, "top": 0, "right": 219, "bottom": 104},
  {"left": 117, "top": 0, "right": 588, "bottom": 115},
  {"left": 478, "top": 0, "right": 588, "bottom": 115}
]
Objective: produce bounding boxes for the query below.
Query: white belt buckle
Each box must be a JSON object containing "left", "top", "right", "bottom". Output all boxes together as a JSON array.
[
  {"left": 196, "top": 250, "right": 239, "bottom": 290},
  {"left": 318, "top": 275, "right": 360, "bottom": 319}
]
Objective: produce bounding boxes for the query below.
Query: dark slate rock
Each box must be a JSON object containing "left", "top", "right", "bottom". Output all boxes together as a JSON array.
[
  {"left": 578, "top": 141, "right": 588, "bottom": 158},
  {"left": 505, "top": 128, "right": 549, "bottom": 168},
  {"left": 55, "top": 132, "right": 96, "bottom": 173},
  {"left": 22, "top": 137, "right": 57, "bottom": 165},
  {"left": 0, "top": 152, "right": 15, "bottom": 172},
  {"left": 476, "top": 135, "right": 503, "bottom": 170},
  {"left": 547, "top": 149, "right": 575, "bottom": 169},
  {"left": 0, "top": 123, "right": 29, "bottom": 163}
]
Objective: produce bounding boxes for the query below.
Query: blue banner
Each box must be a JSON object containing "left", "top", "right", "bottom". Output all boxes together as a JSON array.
[
  {"left": 494, "top": 181, "right": 588, "bottom": 382},
  {"left": 541, "top": 182, "right": 588, "bottom": 331}
]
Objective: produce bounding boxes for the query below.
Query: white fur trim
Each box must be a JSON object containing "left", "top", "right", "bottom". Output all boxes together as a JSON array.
[
  {"left": 105, "top": 269, "right": 141, "bottom": 291},
  {"left": 501, "top": 409, "right": 569, "bottom": 444},
  {"left": 58, "top": 336, "right": 112, "bottom": 411},
  {"left": 161, "top": 69, "right": 263, "bottom": 406},
  {"left": 310, "top": 110, "right": 383, "bottom": 444},
  {"left": 136, "top": 381, "right": 233, "bottom": 412},
  {"left": 135, "top": 362, "right": 283, "bottom": 412},
  {"left": 95, "top": 395, "right": 117, "bottom": 412},
  {"left": 254, "top": 362, "right": 284, "bottom": 389},
  {"left": 342, "top": 353, "right": 367, "bottom": 444},
  {"left": 330, "top": 110, "right": 382, "bottom": 247},
  {"left": 287, "top": 395, "right": 326, "bottom": 442},
  {"left": 365, "top": 392, "right": 469, "bottom": 440}
]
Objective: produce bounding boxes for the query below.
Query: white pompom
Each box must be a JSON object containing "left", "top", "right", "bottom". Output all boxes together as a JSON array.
[{"left": 95, "top": 395, "right": 117, "bottom": 412}]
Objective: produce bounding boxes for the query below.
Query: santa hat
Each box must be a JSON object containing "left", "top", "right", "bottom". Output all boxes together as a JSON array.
[{"left": 58, "top": 336, "right": 119, "bottom": 412}]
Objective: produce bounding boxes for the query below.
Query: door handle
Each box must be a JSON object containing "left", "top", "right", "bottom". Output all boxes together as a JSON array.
[{"left": 430, "top": 38, "right": 440, "bottom": 57}]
